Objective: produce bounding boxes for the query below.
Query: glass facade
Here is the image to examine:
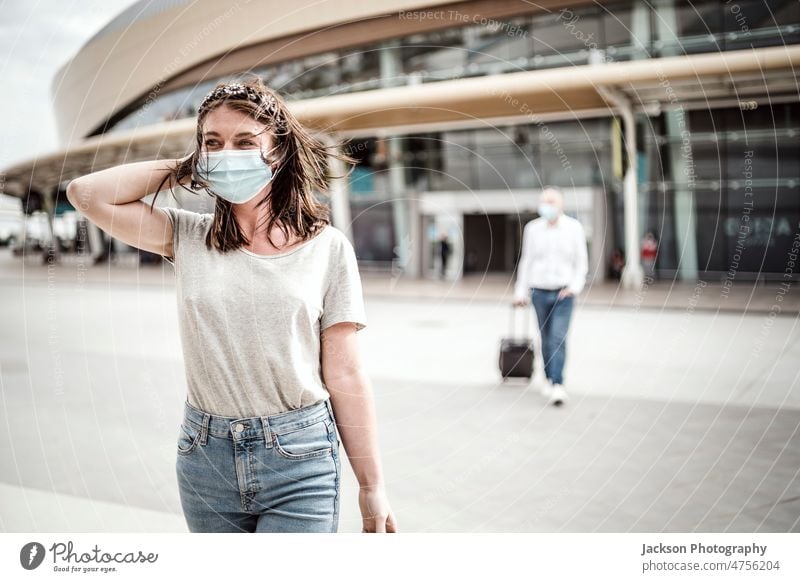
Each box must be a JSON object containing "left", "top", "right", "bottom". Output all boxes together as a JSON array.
[
  {"left": 97, "top": 1, "right": 800, "bottom": 280},
  {"left": 106, "top": 0, "right": 800, "bottom": 134},
  {"left": 343, "top": 102, "right": 799, "bottom": 278},
  {"left": 396, "top": 118, "right": 612, "bottom": 192},
  {"left": 640, "top": 102, "right": 799, "bottom": 278}
]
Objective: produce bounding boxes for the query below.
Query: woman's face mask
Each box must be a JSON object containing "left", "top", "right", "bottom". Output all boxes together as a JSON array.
[{"left": 196, "top": 148, "right": 275, "bottom": 204}]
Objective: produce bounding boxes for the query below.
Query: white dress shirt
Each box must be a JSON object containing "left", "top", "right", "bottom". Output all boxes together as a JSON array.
[{"left": 513, "top": 214, "right": 588, "bottom": 300}]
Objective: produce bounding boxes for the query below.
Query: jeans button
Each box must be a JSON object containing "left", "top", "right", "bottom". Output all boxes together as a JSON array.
[{"left": 233, "top": 423, "right": 244, "bottom": 433}]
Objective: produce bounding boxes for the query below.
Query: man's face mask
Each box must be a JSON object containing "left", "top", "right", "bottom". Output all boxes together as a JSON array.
[
  {"left": 196, "top": 148, "right": 275, "bottom": 204},
  {"left": 538, "top": 202, "right": 559, "bottom": 221}
]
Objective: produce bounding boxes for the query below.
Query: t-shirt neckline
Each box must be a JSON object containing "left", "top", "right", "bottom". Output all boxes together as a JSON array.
[{"left": 236, "top": 224, "right": 329, "bottom": 259}]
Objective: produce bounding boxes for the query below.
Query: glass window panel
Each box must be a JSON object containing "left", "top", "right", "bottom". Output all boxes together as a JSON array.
[
  {"left": 350, "top": 201, "right": 395, "bottom": 261},
  {"left": 719, "top": 187, "right": 799, "bottom": 273},
  {"left": 532, "top": 9, "right": 601, "bottom": 57},
  {"left": 766, "top": 0, "right": 800, "bottom": 22},
  {"left": 473, "top": 127, "right": 532, "bottom": 189},
  {"left": 653, "top": 0, "right": 723, "bottom": 56},
  {"left": 436, "top": 130, "right": 476, "bottom": 190},
  {"left": 724, "top": 0, "right": 780, "bottom": 32},
  {"left": 724, "top": 105, "right": 788, "bottom": 131},
  {"left": 279, "top": 51, "right": 340, "bottom": 96},
  {"left": 400, "top": 28, "right": 466, "bottom": 78},
  {"left": 462, "top": 17, "right": 533, "bottom": 68},
  {"left": 723, "top": 0, "right": 795, "bottom": 50},
  {"left": 603, "top": 5, "right": 634, "bottom": 48},
  {"left": 690, "top": 141, "right": 726, "bottom": 183},
  {"left": 687, "top": 108, "right": 719, "bottom": 133},
  {"left": 777, "top": 139, "right": 800, "bottom": 180},
  {"left": 267, "top": 60, "right": 306, "bottom": 94},
  {"left": 727, "top": 140, "right": 780, "bottom": 182},
  {"left": 402, "top": 134, "right": 444, "bottom": 191},
  {"left": 695, "top": 201, "right": 728, "bottom": 273},
  {"left": 339, "top": 47, "right": 381, "bottom": 90},
  {"left": 658, "top": 0, "right": 723, "bottom": 36}
]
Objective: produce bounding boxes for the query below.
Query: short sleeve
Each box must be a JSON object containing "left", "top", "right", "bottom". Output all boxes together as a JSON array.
[
  {"left": 160, "top": 206, "right": 205, "bottom": 267},
  {"left": 320, "top": 234, "right": 368, "bottom": 332}
]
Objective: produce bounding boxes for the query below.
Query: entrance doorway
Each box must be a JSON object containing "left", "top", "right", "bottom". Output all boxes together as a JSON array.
[{"left": 463, "top": 212, "right": 537, "bottom": 274}]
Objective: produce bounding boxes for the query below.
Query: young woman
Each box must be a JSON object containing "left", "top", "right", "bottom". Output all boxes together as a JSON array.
[{"left": 66, "top": 75, "right": 397, "bottom": 533}]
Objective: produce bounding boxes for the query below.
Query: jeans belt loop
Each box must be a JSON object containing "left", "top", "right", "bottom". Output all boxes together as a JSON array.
[
  {"left": 260, "top": 417, "right": 273, "bottom": 449},
  {"left": 199, "top": 413, "right": 210, "bottom": 446}
]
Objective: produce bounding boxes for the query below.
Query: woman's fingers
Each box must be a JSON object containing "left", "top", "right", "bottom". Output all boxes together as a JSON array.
[
  {"left": 386, "top": 512, "right": 398, "bottom": 532},
  {"left": 374, "top": 516, "right": 386, "bottom": 533}
]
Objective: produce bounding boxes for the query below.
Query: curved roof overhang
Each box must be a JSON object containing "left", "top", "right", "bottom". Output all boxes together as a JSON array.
[
  {"left": 4, "top": 44, "right": 798, "bottom": 199},
  {"left": 52, "top": 0, "right": 576, "bottom": 143}
]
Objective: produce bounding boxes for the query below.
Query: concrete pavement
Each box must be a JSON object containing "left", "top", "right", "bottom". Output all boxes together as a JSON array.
[{"left": 1, "top": 249, "right": 798, "bottom": 532}]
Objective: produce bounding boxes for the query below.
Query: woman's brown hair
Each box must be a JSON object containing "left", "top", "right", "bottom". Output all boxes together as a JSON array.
[{"left": 152, "top": 73, "right": 356, "bottom": 252}]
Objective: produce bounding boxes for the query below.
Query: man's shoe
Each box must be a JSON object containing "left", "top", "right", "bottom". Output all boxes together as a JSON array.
[
  {"left": 539, "top": 381, "right": 554, "bottom": 399},
  {"left": 550, "top": 385, "right": 567, "bottom": 406}
]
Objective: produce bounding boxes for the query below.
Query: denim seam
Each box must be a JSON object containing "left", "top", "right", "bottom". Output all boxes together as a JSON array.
[
  {"left": 245, "top": 445, "right": 260, "bottom": 498},
  {"left": 183, "top": 418, "right": 204, "bottom": 431},
  {"left": 177, "top": 424, "right": 200, "bottom": 456},
  {"left": 234, "top": 442, "right": 252, "bottom": 512},
  {"left": 272, "top": 416, "right": 328, "bottom": 436},
  {"left": 327, "top": 418, "right": 340, "bottom": 532},
  {"left": 270, "top": 414, "right": 327, "bottom": 435},
  {"left": 272, "top": 437, "right": 332, "bottom": 460}
]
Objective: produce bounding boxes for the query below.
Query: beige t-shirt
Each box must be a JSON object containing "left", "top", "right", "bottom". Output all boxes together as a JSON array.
[{"left": 161, "top": 207, "right": 367, "bottom": 417}]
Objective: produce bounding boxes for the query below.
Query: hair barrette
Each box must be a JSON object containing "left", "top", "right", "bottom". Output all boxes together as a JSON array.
[{"left": 199, "top": 83, "right": 276, "bottom": 111}]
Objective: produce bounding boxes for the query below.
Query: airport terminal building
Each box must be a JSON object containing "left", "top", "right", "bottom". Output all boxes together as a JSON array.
[{"left": 1, "top": 0, "right": 799, "bottom": 283}]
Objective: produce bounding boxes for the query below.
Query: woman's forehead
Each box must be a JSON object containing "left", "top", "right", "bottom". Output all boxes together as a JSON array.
[{"left": 203, "top": 105, "right": 271, "bottom": 137}]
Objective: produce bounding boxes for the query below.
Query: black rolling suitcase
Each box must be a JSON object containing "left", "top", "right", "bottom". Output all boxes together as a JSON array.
[{"left": 499, "top": 304, "right": 535, "bottom": 380}]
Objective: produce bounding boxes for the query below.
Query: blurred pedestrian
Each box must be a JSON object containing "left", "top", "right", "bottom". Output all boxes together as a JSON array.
[
  {"left": 512, "top": 186, "right": 588, "bottom": 406},
  {"left": 439, "top": 232, "right": 452, "bottom": 279},
  {"left": 609, "top": 248, "right": 624, "bottom": 280},
  {"left": 641, "top": 231, "right": 658, "bottom": 280}
]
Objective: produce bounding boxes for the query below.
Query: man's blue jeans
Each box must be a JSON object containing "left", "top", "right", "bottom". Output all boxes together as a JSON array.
[{"left": 530, "top": 287, "right": 575, "bottom": 386}]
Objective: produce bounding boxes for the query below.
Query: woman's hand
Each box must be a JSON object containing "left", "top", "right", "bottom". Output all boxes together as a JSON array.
[{"left": 359, "top": 485, "right": 397, "bottom": 533}]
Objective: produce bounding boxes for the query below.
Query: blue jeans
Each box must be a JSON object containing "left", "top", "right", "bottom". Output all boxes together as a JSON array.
[
  {"left": 531, "top": 287, "right": 575, "bottom": 386},
  {"left": 176, "top": 398, "right": 341, "bottom": 532}
]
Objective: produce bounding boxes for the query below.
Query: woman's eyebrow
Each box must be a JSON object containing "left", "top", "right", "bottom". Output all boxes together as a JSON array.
[{"left": 203, "top": 131, "right": 260, "bottom": 137}]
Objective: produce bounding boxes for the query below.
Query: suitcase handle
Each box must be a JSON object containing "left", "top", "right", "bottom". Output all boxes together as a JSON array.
[{"left": 509, "top": 301, "right": 533, "bottom": 340}]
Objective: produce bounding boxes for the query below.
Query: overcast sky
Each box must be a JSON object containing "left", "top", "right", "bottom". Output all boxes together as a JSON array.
[{"left": 0, "top": 0, "right": 139, "bottom": 170}]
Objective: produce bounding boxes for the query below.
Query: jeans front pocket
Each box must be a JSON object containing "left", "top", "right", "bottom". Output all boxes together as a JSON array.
[
  {"left": 273, "top": 418, "right": 333, "bottom": 460},
  {"left": 177, "top": 421, "right": 202, "bottom": 456}
]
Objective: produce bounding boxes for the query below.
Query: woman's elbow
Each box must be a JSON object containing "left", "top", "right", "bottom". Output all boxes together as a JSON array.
[
  {"left": 66, "top": 178, "right": 97, "bottom": 211},
  {"left": 66, "top": 179, "right": 84, "bottom": 206}
]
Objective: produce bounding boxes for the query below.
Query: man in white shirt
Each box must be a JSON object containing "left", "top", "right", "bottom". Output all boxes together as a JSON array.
[{"left": 512, "top": 187, "right": 588, "bottom": 406}]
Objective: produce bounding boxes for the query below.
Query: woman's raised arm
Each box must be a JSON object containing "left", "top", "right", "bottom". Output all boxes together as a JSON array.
[{"left": 65, "top": 157, "right": 190, "bottom": 260}]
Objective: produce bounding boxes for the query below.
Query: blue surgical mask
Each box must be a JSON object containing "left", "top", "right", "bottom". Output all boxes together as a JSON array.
[
  {"left": 196, "top": 149, "right": 274, "bottom": 204},
  {"left": 538, "top": 202, "right": 559, "bottom": 221}
]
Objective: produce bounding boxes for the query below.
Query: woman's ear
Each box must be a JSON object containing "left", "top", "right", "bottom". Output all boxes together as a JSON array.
[{"left": 268, "top": 151, "right": 281, "bottom": 174}]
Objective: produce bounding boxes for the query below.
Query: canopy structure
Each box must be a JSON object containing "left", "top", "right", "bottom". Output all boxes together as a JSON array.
[
  {"left": 0, "top": 46, "right": 800, "bottom": 288},
  {"left": 2, "top": 44, "right": 797, "bottom": 200}
]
